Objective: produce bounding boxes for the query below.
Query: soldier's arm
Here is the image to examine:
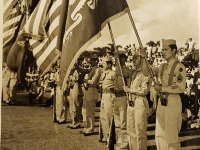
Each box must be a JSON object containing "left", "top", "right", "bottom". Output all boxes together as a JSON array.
[
  {"left": 37, "top": 87, "right": 44, "bottom": 98},
  {"left": 161, "top": 63, "right": 186, "bottom": 93},
  {"left": 129, "top": 76, "right": 152, "bottom": 96},
  {"left": 87, "top": 68, "right": 101, "bottom": 85}
]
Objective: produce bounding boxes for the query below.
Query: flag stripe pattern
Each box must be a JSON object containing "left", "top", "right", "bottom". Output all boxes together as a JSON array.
[
  {"left": 24, "top": 0, "right": 62, "bottom": 75},
  {"left": 3, "top": 0, "right": 23, "bottom": 46}
]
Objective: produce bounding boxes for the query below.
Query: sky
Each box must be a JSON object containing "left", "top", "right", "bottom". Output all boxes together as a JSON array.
[
  {"left": 1, "top": 0, "right": 199, "bottom": 50},
  {"left": 88, "top": 0, "right": 199, "bottom": 50}
]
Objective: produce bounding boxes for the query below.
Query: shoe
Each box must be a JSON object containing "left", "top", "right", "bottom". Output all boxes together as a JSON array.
[
  {"left": 84, "top": 132, "right": 94, "bottom": 136},
  {"left": 79, "top": 131, "right": 86, "bottom": 134},
  {"left": 67, "top": 124, "right": 73, "bottom": 128},
  {"left": 58, "top": 121, "right": 67, "bottom": 124},
  {"left": 100, "top": 141, "right": 107, "bottom": 145},
  {"left": 70, "top": 124, "right": 80, "bottom": 129}
]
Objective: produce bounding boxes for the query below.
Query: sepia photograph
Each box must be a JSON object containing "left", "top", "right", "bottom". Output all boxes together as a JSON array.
[{"left": 1, "top": 0, "right": 200, "bottom": 149}]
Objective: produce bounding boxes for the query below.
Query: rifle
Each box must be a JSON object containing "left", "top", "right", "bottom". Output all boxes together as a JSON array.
[{"left": 107, "top": 115, "right": 116, "bottom": 150}]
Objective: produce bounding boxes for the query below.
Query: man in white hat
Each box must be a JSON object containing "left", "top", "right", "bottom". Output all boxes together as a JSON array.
[
  {"left": 149, "top": 39, "right": 186, "bottom": 149},
  {"left": 123, "top": 50, "right": 152, "bottom": 150}
]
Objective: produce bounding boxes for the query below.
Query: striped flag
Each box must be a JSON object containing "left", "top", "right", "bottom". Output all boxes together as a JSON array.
[
  {"left": 23, "top": 0, "right": 63, "bottom": 76},
  {"left": 3, "top": 0, "right": 24, "bottom": 62},
  {"left": 59, "top": 0, "right": 129, "bottom": 89}
]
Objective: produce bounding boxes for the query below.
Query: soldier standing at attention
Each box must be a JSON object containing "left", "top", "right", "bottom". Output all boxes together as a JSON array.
[
  {"left": 81, "top": 54, "right": 101, "bottom": 135},
  {"left": 113, "top": 51, "right": 130, "bottom": 150},
  {"left": 9, "top": 71, "right": 18, "bottom": 105},
  {"left": 123, "top": 50, "right": 152, "bottom": 150},
  {"left": 151, "top": 39, "right": 186, "bottom": 149},
  {"left": 3, "top": 66, "right": 11, "bottom": 104},
  {"left": 99, "top": 57, "right": 116, "bottom": 144}
]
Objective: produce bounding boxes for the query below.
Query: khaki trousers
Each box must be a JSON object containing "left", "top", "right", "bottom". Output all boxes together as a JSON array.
[
  {"left": 114, "top": 96, "right": 129, "bottom": 149},
  {"left": 127, "top": 97, "right": 149, "bottom": 150},
  {"left": 56, "top": 87, "right": 66, "bottom": 122},
  {"left": 82, "top": 87, "right": 98, "bottom": 133},
  {"left": 155, "top": 94, "right": 182, "bottom": 150},
  {"left": 69, "top": 83, "right": 82, "bottom": 126}
]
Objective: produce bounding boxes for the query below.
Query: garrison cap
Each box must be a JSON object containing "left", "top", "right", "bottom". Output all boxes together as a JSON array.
[
  {"left": 90, "top": 52, "right": 99, "bottom": 59},
  {"left": 162, "top": 39, "right": 176, "bottom": 47},
  {"left": 102, "top": 56, "right": 112, "bottom": 62}
]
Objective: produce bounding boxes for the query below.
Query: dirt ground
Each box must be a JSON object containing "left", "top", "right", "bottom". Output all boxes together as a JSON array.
[{"left": 1, "top": 92, "right": 200, "bottom": 150}]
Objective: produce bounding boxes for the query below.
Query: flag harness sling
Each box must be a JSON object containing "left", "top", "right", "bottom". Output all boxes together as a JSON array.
[{"left": 160, "top": 61, "right": 179, "bottom": 106}]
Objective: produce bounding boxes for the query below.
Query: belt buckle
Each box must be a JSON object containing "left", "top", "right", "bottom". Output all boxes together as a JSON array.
[{"left": 128, "top": 100, "right": 134, "bottom": 107}]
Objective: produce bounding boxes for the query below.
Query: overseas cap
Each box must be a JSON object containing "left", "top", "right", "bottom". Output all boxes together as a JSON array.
[
  {"left": 102, "top": 56, "right": 112, "bottom": 62},
  {"left": 90, "top": 53, "right": 99, "bottom": 59},
  {"left": 132, "top": 50, "right": 141, "bottom": 56},
  {"left": 162, "top": 39, "right": 176, "bottom": 47}
]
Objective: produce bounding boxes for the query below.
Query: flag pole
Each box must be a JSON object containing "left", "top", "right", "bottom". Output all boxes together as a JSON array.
[
  {"left": 107, "top": 22, "right": 126, "bottom": 86},
  {"left": 107, "top": 22, "right": 125, "bottom": 150},
  {"left": 127, "top": 8, "right": 157, "bottom": 84}
]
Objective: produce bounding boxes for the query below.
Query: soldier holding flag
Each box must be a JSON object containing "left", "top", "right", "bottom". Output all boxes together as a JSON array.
[
  {"left": 123, "top": 50, "right": 152, "bottom": 150},
  {"left": 152, "top": 39, "right": 186, "bottom": 150}
]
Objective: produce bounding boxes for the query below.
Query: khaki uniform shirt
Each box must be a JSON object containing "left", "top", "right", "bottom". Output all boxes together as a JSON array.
[
  {"left": 153, "top": 58, "right": 186, "bottom": 93},
  {"left": 100, "top": 69, "right": 116, "bottom": 90}
]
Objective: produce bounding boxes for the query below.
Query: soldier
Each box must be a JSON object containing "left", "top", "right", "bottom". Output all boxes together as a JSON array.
[
  {"left": 81, "top": 54, "right": 101, "bottom": 135},
  {"left": 54, "top": 67, "right": 67, "bottom": 124},
  {"left": 193, "top": 65, "right": 200, "bottom": 120},
  {"left": 113, "top": 51, "right": 130, "bottom": 150},
  {"left": 123, "top": 50, "right": 152, "bottom": 150},
  {"left": 151, "top": 39, "right": 186, "bottom": 149},
  {"left": 28, "top": 80, "right": 44, "bottom": 104},
  {"left": 99, "top": 57, "right": 116, "bottom": 144},
  {"left": 68, "top": 57, "right": 89, "bottom": 128},
  {"left": 9, "top": 71, "right": 18, "bottom": 104},
  {"left": 3, "top": 66, "right": 11, "bottom": 104}
]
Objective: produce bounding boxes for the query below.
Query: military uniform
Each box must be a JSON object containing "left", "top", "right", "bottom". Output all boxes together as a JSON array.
[
  {"left": 82, "top": 65, "right": 101, "bottom": 134},
  {"left": 54, "top": 70, "right": 66, "bottom": 123},
  {"left": 113, "top": 54, "right": 130, "bottom": 149},
  {"left": 9, "top": 71, "right": 18, "bottom": 104},
  {"left": 153, "top": 39, "right": 186, "bottom": 150},
  {"left": 68, "top": 66, "right": 88, "bottom": 128},
  {"left": 99, "top": 59, "right": 116, "bottom": 142},
  {"left": 2, "top": 67, "right": 11, "bottom": 103},
  {"left": 126, "top": 69, "right": 152, "bottom": 150}
]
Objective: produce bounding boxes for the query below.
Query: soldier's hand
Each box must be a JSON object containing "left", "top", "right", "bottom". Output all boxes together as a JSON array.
[
  {"left": 154, "top": 84, "right": 162, "bottom": 92},
  {"left": 123, "top": 86, "right": 130, "bottom": 93},
  {"left": 83, "top": 79, "right": 88, "bottom": 83}
]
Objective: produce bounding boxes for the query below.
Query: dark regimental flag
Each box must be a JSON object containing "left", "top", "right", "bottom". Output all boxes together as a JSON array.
[
  {"left": 23, "top": 0, "right": 65, "bottom": 76},
  {"left": 3, "top": 0, "right": 24, "bottom": 62},
  {"left": 6, "top": 35, "right": 35, "bottom": 87},
  {"left": 59, "top": 0, "right": 129, "bottom": 88}
]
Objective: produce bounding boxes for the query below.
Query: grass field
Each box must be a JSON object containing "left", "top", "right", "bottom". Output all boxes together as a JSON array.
[{"left": 1, "top": 92, "right": 200, "bottom": 150}]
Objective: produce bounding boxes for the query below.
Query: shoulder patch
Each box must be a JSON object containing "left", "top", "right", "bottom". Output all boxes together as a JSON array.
[{"left": 177, "top": 73, "right": 183, "bottom": 83}]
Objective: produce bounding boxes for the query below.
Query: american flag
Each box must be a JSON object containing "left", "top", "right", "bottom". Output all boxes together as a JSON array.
[
  {"left": 23, "top": 0, "right": 63, "bottom": 76},
  {"left": 3, "top": 0, "right": 24, "bottom": 58}
]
